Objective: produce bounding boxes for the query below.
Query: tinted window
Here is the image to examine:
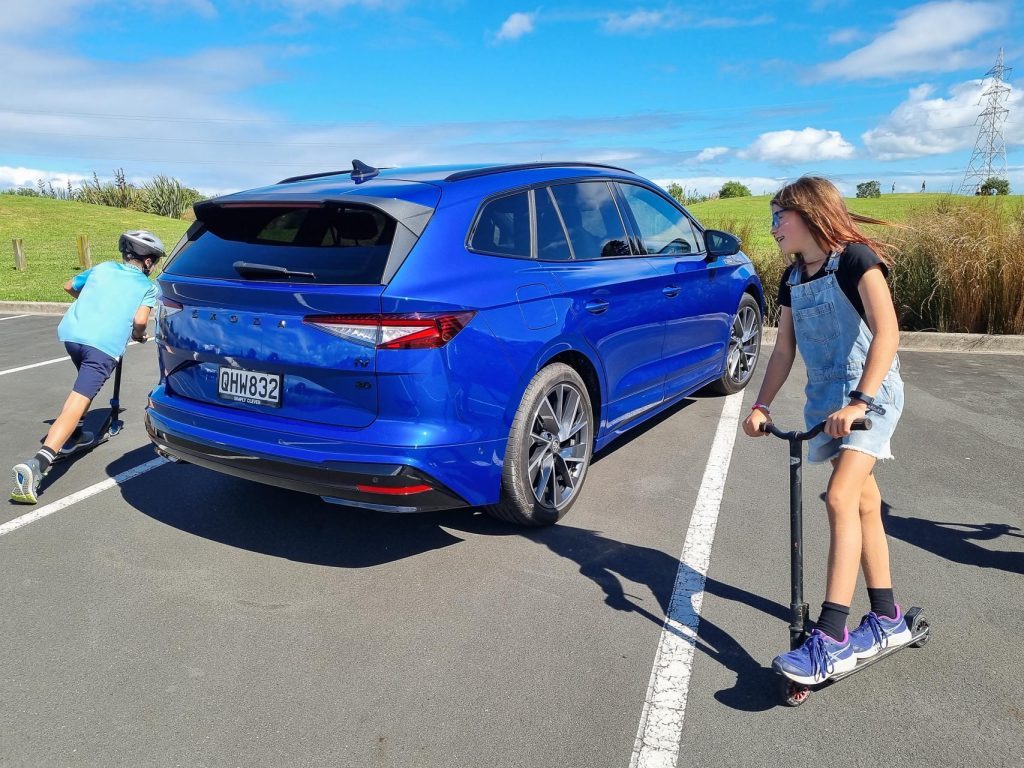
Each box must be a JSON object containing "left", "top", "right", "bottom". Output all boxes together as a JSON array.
[
  {"left": 470, "top": 192, "right": 531, "bottom": 258},
  {"left": 164, "top": 204, "right": 396, "bottom": 284},
  {"left": 550, "top": 182, "right": 631, "bottom": 259},
  {"left": 534, "top": 187, "right": 572, "bottom": 261},
  {"left": 617, "top": 184, "right": 702, "bottom": 256}
]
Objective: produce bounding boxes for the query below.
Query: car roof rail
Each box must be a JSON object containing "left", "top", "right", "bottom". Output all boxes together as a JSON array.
[
  {"left": 277, "top": 159, "right": 382, "bottom": 185},
  {"left": 443, "top": 161, "right": 633, "bottom": 182}
]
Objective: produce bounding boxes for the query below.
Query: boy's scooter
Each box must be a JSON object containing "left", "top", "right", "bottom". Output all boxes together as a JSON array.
[
  {"left": 49, "top": 357, "right": 125, "bottom": 462},
  {"left": 759, "top": 417, "right": 931, "bottom": 706}
]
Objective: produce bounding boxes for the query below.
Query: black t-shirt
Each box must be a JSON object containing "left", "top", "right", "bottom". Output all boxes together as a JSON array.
[{"left": 777, "top": 243, "right": 888, "bottom": 321}]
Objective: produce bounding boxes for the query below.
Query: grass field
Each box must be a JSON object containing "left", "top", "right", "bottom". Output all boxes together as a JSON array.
[{"left": 0, "top": 197, "right": 191, "bottom": 303}]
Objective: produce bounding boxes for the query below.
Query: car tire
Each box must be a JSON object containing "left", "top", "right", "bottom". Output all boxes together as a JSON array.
[
  {"left": 707, "top": 293, "right": 762, "bottom": 395},
  {"left": 484, "top": 363, "right": 594, "bottom": 526}
]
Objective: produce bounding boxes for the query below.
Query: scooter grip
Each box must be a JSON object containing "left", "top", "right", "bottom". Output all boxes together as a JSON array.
[{"left": 851, "top": 418, "right": 872, "bottom": 431}]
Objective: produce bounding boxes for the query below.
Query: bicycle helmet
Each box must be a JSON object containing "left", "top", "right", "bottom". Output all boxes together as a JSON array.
[{"left": 118, "top": 230, "right": 165, "bottom": 261}]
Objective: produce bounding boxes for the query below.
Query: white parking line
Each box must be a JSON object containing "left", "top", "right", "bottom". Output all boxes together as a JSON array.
[
  {"left": 0, "top": 341, "right": 141, "bottom": 377},
  {"left": 629, "top": 391, "right": 743, "bottom": 768},
  {"left": 0, "top": 314, "right": 31, "bottom": 321},
  {"left": 0, "top": 355, "right": 71, "bottom": 377},
  {"left": 1, "top": 457, "right": 167, "bottom": 538}
]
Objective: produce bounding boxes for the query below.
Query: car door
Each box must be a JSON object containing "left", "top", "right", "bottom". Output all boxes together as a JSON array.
[
  {"left": 540, "top": 181, "right": 667, "bottom": 431},
  {"left": 614, "top": 182, "right": 731, "bottom": 400}
]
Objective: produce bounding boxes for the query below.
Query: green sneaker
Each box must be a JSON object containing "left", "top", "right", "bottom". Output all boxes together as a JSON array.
[{"left": 10, "top": 458, "right": 44, "bottom": 504}]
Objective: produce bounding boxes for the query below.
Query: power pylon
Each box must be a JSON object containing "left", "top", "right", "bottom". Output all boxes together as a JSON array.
[{"left": 960, "top": 48, "right": 1012, "bottom": 195}]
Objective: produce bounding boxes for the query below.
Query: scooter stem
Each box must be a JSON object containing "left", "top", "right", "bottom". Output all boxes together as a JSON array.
[{"left": 789, "top": 437, "right": 808, "bottom": 648}]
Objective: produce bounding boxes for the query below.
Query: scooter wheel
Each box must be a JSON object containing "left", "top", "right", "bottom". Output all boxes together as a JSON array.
[
  {"left": 778, "top": 677, "right": 810, "bottom": 707},
  {"left": 910, "top": 617, "right": 931, "bottom": 648}
]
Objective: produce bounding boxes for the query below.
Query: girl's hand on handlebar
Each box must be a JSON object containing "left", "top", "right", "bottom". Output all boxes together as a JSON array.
[
  {"left": 743, "top": 408, "right": 770, "bottom": 437},
  {"left": 825, "top": 403, "right": 868, "bottom": 438}
]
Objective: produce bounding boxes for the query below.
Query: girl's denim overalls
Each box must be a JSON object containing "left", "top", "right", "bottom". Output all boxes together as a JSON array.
[{"left": 788, "top": 249, "right": 904, "bottom": 463}]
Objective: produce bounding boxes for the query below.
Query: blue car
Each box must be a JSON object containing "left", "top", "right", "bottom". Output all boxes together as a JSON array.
[{"left": 146, "top": 161, "right": 763, "bottom": 525}]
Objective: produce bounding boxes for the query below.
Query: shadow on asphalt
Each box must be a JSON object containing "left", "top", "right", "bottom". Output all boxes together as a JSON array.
[
  {"left": 881, "top": 500, "right": 1024, "bottom": 576},
  {"left": 115, "top": 454, "right": 783, "bottom": 711}
]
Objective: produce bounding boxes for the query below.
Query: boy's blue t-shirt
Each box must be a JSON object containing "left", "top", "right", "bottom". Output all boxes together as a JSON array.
[{"left": 57, "top": 261, "right": 158, "bottom": 359}]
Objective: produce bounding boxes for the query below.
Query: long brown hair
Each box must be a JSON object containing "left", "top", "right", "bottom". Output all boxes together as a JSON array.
[{"left": 771, "top": 176, "right": 893, "bottom": 267}]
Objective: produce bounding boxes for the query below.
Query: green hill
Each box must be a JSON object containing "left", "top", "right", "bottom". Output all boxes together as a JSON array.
[{"left": 0, "top": 197, "right": 191, "bottom": 302}]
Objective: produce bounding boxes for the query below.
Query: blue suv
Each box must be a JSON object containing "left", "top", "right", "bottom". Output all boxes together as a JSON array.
[{"left": 146, "top": 161, "right": 763, "bottom": 525}]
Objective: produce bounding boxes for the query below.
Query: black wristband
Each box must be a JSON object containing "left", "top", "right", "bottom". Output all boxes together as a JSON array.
[{"left": 849, "top": 390, "right": 886, "bottom": 416}]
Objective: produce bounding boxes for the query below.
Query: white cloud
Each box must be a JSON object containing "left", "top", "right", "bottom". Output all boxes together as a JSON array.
[
  {"left": 862, "top": 80, "right": 1023, "bottom": 160},
  {"left": 0, "top": 0, "right": 91, "bottom": 34},
  {"left": 601, "top": 8, "right": 770, "bottom": 34},
  {"left": 817, "top": 1, "right": 1008, "bottom": 80},
  {"left": 603, "top": 10, "right": 668, "bottom": 34},
  {"left": 0, "top": 166, "right": 91, "bottom": 189},
  {"left": 495, "top": 11, "right": 536, "bottom": 41},
  {"left": 740, "top": 128, "right": 856, "bottom": 164},
  {"left": 695, "top": 146, "right": 730, "bottom": 163},
  {"left": 826, "top": 27, "right": 859, "bottom": 45}
]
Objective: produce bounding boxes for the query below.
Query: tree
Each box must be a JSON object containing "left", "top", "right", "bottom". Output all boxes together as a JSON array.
[
  {"left": 666, "top": 182, "right": 685, "bottom": 204},
  {"left": 978, "top": 176, "right": 1010, "bottom": 195},
  {"left": 856, "top": 181, "right": 881, "bottom": 198},
  {"left": 718, "top": 180, "right": 751, "bottom": 198}
]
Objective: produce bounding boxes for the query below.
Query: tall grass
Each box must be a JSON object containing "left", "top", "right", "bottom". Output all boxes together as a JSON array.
[
  {"left": 696, "top": 195, "right": 1024, "bottom": 334},
  {"left": 887, "top": 197, "right": 1024, "bottom": 334},
  {"left": 4, "top": 169, "right": 204, "bottom": 220}
]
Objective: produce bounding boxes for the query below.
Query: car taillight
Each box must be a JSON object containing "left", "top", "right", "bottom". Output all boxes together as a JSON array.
[
  {"left": 157, "top": 296, "right": 183, "bottom": 324},
  {"left": 303, "top": 312, "right": 475, "bottom": 350}
]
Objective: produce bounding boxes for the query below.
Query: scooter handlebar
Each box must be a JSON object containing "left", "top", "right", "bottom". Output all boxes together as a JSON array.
[{"left": 758, "top": 418, "right": 871, "bottom": 441}]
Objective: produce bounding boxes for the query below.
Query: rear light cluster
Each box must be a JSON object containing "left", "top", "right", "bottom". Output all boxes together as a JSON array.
[
  {"left": 304, "top": 312, "right": 475, "bottom": 350},
  {"left": 158, "top": 296, "right": 184, "bottom": 319}
]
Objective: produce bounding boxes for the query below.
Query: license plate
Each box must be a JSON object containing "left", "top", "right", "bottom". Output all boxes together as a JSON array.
[{"left": 217, "top": 367, "right": 282, "bottom": 407}]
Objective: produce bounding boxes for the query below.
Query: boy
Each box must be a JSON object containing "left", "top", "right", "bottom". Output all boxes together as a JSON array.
[{"left": 10, "top": 230, "right": 164, "bottom": 504}]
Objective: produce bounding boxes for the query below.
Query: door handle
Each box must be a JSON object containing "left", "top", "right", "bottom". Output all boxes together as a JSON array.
[
  {"left": 662, "top": 285, "right": 680, "bottom": 298},
  {"left": 585, "top": 299, "right": 610, "bottom": 314}
]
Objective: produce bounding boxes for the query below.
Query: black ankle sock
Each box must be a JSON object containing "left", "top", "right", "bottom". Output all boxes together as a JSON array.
[
  {"left": 867, "top": 587, "right": 897, "bottom": 619},
  {"left": 815, "top": 602, "right": 850, "bottom": 642},
  {"left": 35, "top": 447, "right": 57, "bottom": 473}
]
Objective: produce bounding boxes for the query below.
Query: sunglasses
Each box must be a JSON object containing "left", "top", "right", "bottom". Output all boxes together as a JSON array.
[{"left": 771, "top": 209, "right": 788, "bottom": 229}]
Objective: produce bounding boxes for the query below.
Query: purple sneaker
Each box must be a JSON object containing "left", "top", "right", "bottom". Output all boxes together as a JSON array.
[
  {"left": 850, "top": 606, "right": 913, "bottom": 659},
  {"left": 772, "top": 628, "right": 856, "bottom": 685}
]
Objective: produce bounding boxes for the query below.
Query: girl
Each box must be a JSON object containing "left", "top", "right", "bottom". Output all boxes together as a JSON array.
[{"left": 743, "top": 177, "right": 911, "bottom": 686}]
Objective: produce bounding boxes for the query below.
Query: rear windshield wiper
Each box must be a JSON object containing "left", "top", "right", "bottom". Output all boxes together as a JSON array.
[{"left": 232, "top": 261, "right": 316, "bottom": 280}]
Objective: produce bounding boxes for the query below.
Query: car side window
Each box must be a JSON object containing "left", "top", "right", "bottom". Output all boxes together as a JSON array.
[
  {"left": 534, "top": 187, "right": 573, "bottom": 261},
  {"left": 470, "top": 191, "right": 531, "bottom": 258},
  {"left": 617, "top": 184, "right": 702, "bottom": 257},
  {"left": 550, "top": 182, "right": 631, "bottom": 260}
]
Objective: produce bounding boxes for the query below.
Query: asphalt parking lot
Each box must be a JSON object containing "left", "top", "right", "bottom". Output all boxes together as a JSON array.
[{"left": 2, "top": 311, "right": 1022, "bottom": 768}]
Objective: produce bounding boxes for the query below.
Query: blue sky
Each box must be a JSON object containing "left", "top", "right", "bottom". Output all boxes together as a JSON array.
[{"left": 1, "top": 0, "right": 1022, "bottom": 196}]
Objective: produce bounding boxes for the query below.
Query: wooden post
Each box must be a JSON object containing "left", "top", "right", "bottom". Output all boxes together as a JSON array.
[
  {"left": 12, "top": 239, "right": 26, "bottom": 271},
  {"left": 76, "top": 234, "right": 92, "bottom": 269}
]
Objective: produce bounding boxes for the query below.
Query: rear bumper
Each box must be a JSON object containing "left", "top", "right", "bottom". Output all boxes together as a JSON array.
[{"left": 146, "top": 385, "right": 505, "bottom": 511}]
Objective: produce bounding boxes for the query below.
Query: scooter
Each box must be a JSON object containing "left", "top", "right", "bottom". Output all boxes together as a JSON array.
[
  {"left": 48, "top": 357, "right": 125, "bottom": 462},
  {"left": 759, "top": 417, "right": 931, "bottom": 706}
]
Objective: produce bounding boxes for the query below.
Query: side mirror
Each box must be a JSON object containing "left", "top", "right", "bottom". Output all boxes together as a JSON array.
[{"left": 704, "top": 229, "right": 741, "bottom": 260}]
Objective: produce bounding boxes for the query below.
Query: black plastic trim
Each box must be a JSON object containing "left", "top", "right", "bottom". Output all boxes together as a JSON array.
[
  {"left": 146, "top": 417, "right": 469, "bottom": 512},
  {"left": 445, "top": 161, "right": 633, "bottom": 182}
]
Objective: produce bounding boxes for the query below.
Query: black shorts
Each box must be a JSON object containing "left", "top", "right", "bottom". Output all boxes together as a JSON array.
[{"left": 65, "top": 342, "right": 117, "bottom": 400}]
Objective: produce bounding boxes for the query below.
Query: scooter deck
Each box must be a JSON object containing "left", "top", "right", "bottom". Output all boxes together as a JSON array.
[
  {"left": 828, "top": 625, "right": 930, "bottom": 684},
  {"left": 50, "top": 432, "right": 113, "bottom": 463}
]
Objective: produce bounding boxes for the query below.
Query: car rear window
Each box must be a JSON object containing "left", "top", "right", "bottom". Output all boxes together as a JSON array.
[{"left": 164, "top": 204, "right": 397, "bottom": 284}]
